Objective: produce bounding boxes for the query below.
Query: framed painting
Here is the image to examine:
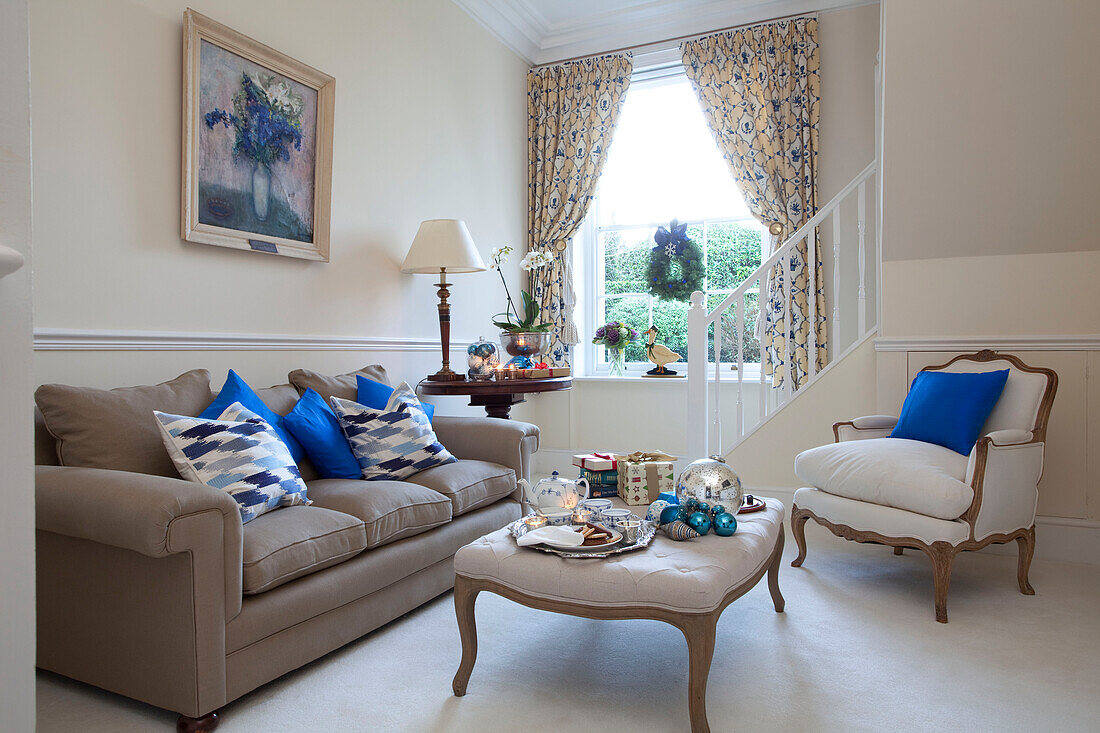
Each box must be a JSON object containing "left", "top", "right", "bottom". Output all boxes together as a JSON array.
[{"left": 182, "top": 9, "right": 334, "bottom": 261}]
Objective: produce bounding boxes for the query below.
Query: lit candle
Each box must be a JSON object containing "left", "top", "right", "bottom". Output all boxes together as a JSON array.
[
  {"left": 524, "top": 515, "right": 548, "bottom": 531},
  {"left": 571, "top": 508, "right": 593, "bottom": 526}
]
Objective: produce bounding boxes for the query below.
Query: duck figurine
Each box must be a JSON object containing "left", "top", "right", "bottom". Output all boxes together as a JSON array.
[{"left": 644, "top": 326, "right": 684, "bottom": 377}]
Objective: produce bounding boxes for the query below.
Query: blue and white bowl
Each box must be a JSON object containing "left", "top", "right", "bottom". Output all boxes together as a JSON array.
[
  {"left": 582, "top": 498, "right": 613, "bottom": 520},
  {"left": 600, "top": 507, "right": 633, "bottom": 528}
]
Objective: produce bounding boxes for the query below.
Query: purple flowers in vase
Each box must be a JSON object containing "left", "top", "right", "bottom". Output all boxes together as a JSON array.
[{"left": 592, "top": 321, "right": 638, "bottom": 376}]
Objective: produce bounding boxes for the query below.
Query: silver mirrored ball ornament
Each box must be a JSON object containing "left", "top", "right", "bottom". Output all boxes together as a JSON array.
[{"left": 676, "top": 455, "right": 743, "bottom": 510}]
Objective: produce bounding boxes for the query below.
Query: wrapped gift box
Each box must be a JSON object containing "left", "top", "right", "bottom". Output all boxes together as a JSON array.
[
  {"left": 615, "top": 451, "right": 677, "bottom": 506},
  {"left": 572, "top": 453, "right": 618, "bottom": 471}
]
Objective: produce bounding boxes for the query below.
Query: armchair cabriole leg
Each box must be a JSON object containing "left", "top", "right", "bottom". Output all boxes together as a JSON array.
[
  {"left": 1016, "top": 526, "right": 1036, "bottom": 595},
  {"left": 925, "top": 542, "right": 956, "bottom": 624},
  {"left": 177, "top": 712, "right": 218, "bottom": 733},
  {"left": 790, "top": 508, "right": 810, "bottom": 567},
  {"left": 893, "top": 546, "right": 904, "bottom": 556}
]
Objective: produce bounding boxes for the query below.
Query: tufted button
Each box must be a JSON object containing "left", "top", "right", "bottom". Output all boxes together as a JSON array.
[{"left": 680, "top": 568, "right": 689, "bottom": 573}]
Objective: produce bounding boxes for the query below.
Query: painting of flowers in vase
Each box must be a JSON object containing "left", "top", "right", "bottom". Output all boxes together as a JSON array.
[{"left": 183, "top": 10, "right": 334, "bottom": 261}]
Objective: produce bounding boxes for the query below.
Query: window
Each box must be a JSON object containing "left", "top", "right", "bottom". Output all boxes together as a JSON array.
[{"left": 580, "top": 71, "right": 765, "bottom": 375}]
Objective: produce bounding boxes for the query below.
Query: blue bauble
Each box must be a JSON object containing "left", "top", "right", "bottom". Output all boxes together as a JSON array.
[
  {"left": 709, "top": 504, "right": 726, "bottom": 518},
  {"left": 687, "top": 511, "right": 711, "bottom": 536},
  {"left": 467, "top": 343, "right": 478, "bottom": 355},
  {"left": 659, "top": 505, "right": 682, "bottom": 526},
  {"left": 712, "top": 512, "right": 737, "bottom": 536},
  {"left": 696, "top": 501, "right": 710, "bottom": 516},
  {"left": 685, "top": 498, "right": 700, "bottom": 512},
  {"left": 676, "top": 507, "right": 690, "bottom": 523},
  {"left": 506, "top": 355, "right": 533, "bottom": 369}
]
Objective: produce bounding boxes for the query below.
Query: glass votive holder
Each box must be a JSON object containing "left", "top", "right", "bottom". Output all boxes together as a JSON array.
[
  {"left": 524, "top": 515, "right": 548, "bottom": 531},
  {"left": 571, "top": 508, "right": 593, "bottom": 526},
  {"left": 616, "top": 519, "right": 642, "bottom": 544}
]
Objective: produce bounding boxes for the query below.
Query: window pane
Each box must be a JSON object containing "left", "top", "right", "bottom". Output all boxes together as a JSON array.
[
  {"left": 602, "top": 297, "right": 648, "bottom": 363},
  {"left": 706, "top": 222, "right": 764, "bottom": 290},
  {"left": 602, "top": 228, "right": 652, "bottom": 295},
  {"left": 651, "top": 299, "right": 690, "bottom": 364}
]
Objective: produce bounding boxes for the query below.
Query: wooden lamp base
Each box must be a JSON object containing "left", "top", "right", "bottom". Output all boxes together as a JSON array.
[{"left": 429, "top": 268, "right": 466, "bottom": 382}]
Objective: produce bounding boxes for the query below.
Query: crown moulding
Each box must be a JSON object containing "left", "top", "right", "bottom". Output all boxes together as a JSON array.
[{"left": 453, "top": 0, "right": 876, "bottom": 65}]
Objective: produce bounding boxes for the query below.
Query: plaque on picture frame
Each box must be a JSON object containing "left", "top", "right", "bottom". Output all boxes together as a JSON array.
[{"left": 181, "top": 9, "right": 335, "bottom": 261}]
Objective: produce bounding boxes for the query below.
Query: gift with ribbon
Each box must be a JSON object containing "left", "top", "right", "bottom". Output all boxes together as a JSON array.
[
  {"left": 614, "top": 450, "right": 678, "bottom": 506},
  {"left": 572, "top": 452, "right": 619, "bottom": 472}
]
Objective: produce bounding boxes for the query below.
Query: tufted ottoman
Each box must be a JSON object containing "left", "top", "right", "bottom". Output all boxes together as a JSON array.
[{"left": 451, "top": 499, "right": 785, "bottom": 733}]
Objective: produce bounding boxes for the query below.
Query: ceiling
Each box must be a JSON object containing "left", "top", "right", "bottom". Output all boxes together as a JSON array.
[{"left": 453, "top": 0, "right": 872, "bottom": 65}]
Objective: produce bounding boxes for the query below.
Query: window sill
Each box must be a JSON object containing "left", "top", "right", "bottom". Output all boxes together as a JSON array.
[{"left": 575, "top": 372, "right": 770, "bottom": 384}]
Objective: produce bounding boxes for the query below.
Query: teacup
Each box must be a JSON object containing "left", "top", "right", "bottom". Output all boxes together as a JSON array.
[
  {"left": 538, "top": 508, "right": 573, "bottom": 526},
  {"left": 616, "top": 518, "right": 642, "bottom": 544},
  {"left": 601, "top": 508, "right": 633, "bottom": 529},
  {"left": 582, "top": 498, "right": 613, "bottom": 520}
]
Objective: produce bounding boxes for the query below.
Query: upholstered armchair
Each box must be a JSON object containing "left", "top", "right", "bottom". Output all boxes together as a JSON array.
[{"left": 790, "top": 350, "right": 1058, "bottom": 623}]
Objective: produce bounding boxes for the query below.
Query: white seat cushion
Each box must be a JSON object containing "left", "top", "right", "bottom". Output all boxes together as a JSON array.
[
  {"left": 793, "top": 488, "right": 970, "bottom": 546},
  {"left": 794, "top": 438, "right": 973, "bottom": 520}
]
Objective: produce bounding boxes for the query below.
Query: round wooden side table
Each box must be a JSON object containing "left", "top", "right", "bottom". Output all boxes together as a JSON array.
[{"left": 417, "top": 376, "right": 572, "bottom": 419}]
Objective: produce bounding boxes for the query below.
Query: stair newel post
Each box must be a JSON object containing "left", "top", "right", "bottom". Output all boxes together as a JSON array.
[{"left": 687, "top": 290, "right": 709, "bottom": 459}]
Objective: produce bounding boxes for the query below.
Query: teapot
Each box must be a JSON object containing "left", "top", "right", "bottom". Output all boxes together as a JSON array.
[{"left": 518, "top": 471, "right": 590, "bottom": 512}]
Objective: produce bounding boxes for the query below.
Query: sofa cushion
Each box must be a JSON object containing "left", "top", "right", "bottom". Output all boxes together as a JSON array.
[
  {"left": 306, "top": 478, "right": 452, "bottom": 548},
  {"left": 283, "top": 389, "right": 362, "bottom": 480},
  {"left": 154, "top": 403, "right": 310, "bottom": 523},
  {"left": 357, "top": 374, "right": 435, "bottom": 422},
  {"left": 331, "top": 386, "right": 455, "bottom": 481},
  {"left": 794, "top": 437, "right": 974, "bottom": 520},
  {"left": 203, "top": 371, "right": 306, "bottom": 464},
  {"left": 242, "top": 505, "right": 367, "bottom": 594},
  {"left": 405, "top": 460, "right": 515, "bottom": 517},
  {"left": 35, "top": 369, "right": 214, "bottom": 477},
  {"left": 288, "top": 364, "right": 390, "bottom": 402},
  {"left": 253, "top": 383, "right": 320, "bottom": 482}
]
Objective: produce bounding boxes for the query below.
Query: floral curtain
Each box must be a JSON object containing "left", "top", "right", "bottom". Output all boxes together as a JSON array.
[
  {"left": 681, "top": 17, "right": 824, "bottom": 390},
  {"left": 528, "top": 54, "right": 633, "bottom": 366}
]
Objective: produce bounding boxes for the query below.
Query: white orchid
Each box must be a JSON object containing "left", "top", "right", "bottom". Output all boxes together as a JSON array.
[{"left": 520, "top": 250, "right": 553, "bottom": 271}]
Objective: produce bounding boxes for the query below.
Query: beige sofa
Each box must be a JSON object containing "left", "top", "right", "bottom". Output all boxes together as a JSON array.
[{"left": 33, "top": 365, "right": 535, "bottom": 731}]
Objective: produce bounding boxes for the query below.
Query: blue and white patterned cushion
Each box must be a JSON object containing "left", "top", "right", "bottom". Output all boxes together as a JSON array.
[
  {"left": 154, "top": 402, "right": 310, "bottom": 523},
  {"left": 330, "top": 382, "right": 456, "bottom": 481}
]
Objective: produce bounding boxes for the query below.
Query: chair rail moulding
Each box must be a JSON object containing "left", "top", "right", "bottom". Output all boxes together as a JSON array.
[
  {"left": 875, "top": 336, "right": 1100, "bottom": 352},
  {"left": 33, "top": 328, "right": 474, "bottom": 353}
]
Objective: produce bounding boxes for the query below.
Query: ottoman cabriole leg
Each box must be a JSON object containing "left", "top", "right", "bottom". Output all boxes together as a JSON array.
[
  {"left": 678, "top": 613, "right": 718, "bottom": 733},
  {"left": 452, "top": 575, "right": 480, "bottom": 697},
  {"left": 768, "top": 524, "right": 786, "bottom": 613}
]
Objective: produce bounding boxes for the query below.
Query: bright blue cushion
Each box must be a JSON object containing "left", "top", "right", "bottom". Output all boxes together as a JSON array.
[
  {"left": 283, "top": 389, "right": 362, "bottom": 479},
  {"left": 201, "top": 370, "right": 306, "bottom": 464},
  {"left": 356, "top": 375, "right": 435, "bottom": 422},
  {"left": 890, "top": 369, "right": 1009, "bottom": 455}
]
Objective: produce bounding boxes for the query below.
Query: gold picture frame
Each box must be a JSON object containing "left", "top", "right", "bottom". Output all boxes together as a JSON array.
[{"left": 182, "top": 9, "right": 335, "bottom": 261}]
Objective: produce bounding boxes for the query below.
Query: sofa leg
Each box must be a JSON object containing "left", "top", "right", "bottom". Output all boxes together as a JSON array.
[
  {"left": 893, "top": 546, "right": 904, "bottom": 556},
  {"left": 790, "top": 508, "right": 810, "bottom": 568},
  {"left": 1016, "top": 526, "right": 1036, "bottom": 595},
  {"left": 177, "top": 712, "right": 218, "bottom": 732},
  {"left": 926, "top": 542, "right": 955, "bottom": 624}
]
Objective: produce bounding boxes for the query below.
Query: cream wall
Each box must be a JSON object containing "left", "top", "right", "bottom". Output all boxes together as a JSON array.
[
  {"left": 519, "top": 4, "right": 881, "bottom": 476},
  {"left": 0, "top": 0, "right": 36, "bottom": 728},
  {"left": 876, "top": 0, "right": 1100, "bottom": 523},
  {"left": 31, "top": 0, "right": 527, "bottom": 395}
]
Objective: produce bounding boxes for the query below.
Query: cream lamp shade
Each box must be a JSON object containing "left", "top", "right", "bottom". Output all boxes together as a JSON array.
[{"left": 401, "top": 219, "right": 486, "bottom": 274}]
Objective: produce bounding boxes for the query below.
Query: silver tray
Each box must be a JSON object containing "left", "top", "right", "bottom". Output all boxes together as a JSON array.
[{"left": 508, "top": 515, "right": 658, "bottom": 559}]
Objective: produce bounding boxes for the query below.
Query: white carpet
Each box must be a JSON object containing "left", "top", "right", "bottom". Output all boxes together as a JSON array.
[{"left": 37, "top": 522, "right": 1100, "bottom": 732}]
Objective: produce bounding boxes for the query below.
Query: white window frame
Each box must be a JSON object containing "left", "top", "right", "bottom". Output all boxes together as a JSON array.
[{"left": 578, "top": 67, "right": 767, "bottom": 379}]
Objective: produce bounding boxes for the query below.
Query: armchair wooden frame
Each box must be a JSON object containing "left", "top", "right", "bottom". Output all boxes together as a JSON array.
[{"left": 791, "top": 350, "right": 1058, "bottom": 623}]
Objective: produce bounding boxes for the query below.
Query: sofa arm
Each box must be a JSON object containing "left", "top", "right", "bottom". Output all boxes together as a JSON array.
[
  {"left": 36, "top": 465, "right": 244, "bottom": 617},
  {"left": 431, "top": 416, "right": 539, "bottom": 484},
  {"left": 833, "top": 415, "right": 898, "bottom": 442},
  {"left": 965, "top": 437, "right": 1044, "bottom": 541}
]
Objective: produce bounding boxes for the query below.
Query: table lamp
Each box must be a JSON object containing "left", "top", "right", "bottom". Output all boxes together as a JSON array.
[{"left": 402, "top": 219, "right": 486, "bottom": 382}]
